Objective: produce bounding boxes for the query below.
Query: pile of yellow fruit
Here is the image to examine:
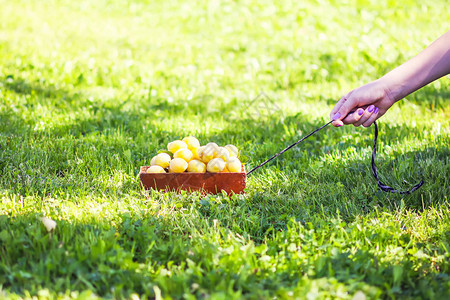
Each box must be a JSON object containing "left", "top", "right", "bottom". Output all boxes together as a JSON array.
[{"left": 147, "top": 136, "right": 242, "bottom": 174}]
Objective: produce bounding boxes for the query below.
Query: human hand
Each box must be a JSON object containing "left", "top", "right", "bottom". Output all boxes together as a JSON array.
[{"left": 330, "top": 79, "right": 396, "bottom": 127}]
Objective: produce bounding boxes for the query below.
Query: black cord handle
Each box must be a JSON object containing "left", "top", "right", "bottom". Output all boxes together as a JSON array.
[
  {"left": 247, "top": 119, "right": 424, "bottom": 195},
  {"left": 246, "top": 120, "right": 333, "bottom": 175}
]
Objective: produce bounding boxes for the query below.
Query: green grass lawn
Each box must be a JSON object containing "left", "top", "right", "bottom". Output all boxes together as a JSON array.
[{"left": 1, "top": 0, "right": 450, "bottom": 298}]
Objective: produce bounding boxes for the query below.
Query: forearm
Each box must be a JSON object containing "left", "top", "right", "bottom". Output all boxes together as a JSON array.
[{"left": 381, "top": 30, "right": 450, "bottom": 102}]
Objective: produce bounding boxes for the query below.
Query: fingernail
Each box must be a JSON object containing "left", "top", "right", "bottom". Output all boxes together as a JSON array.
[
  {"left": 358, "top": 109, "right": 364, "bottom": 116},
  {"left": 336, "top": 124, "right": 343, "bottom": 127},
  {"left": 368, "top": 105, "right": 374, "bottom": 113},
  {"left": 332, "top": 112, "right": 341, "bottom": 120},
  {"left": 374, "top": 107, "right": 379, "bottom": 114}
]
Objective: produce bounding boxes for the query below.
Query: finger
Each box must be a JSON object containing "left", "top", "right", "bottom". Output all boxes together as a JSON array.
[
  {"left": 330, "top": 91, "right": 353, "bottom": 120},
  {"left": 334, "top": 93, "right": 360, "bottom": 123},
  {"left": 353, "top": 105, "right": 376, "bottom": 127},
  {"left": 332, "top": 107, "right": 364, "bottom": 127},
  {"left": 330, "top": 96, "right": 347, "bottom": 121},
  {"left": 342, "top": 108, "right": 365, "bottom": 124},
  {"left": 362, "top": 106, "right": 380, "bottom": 127}
]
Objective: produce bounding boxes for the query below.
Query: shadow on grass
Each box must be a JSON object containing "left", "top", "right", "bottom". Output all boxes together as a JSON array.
[
  {"left": 1, "top": 78, "right": 449, "bottom": 218},
  {"left": 1, "top": 75, "right": 146, "bottom": 137},
  {"left": 2, "top": 76, "right": 74, "bottom": 99},
  {"left": 407, "top": 84, "right": 450, "bottom": 110}
]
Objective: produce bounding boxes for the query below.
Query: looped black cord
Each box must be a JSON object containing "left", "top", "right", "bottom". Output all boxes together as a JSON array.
[
  {"left": 371, "top": 121, "right": 424, "bottom": 194},
  {"left": 247, "top": 119, "right": 424, "bottom": 195}
]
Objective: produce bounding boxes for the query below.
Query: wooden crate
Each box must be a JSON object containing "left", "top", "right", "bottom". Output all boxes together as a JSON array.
[{"left": 139, "top": 166, "right": 246, "bottom": 194}]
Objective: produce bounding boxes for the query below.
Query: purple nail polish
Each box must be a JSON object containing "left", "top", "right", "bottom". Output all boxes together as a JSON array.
[
  {"left": 374, "top": 107, "right": 379, "bottom": 114},
  {"left": 332, "top": 112, "right": 341, "bottom": 120},
  {"left": 336, "top": 124, "right": 343, "bottom": 127},
  {"left": 368, "top": 105, "right": 374, "bottom": 113},
  {"left": 358, "top": 109, "right": 364, "bottom": 116}
]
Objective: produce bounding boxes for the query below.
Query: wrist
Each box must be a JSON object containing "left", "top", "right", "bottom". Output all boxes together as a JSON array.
[{"left": 375, "top": 77, "right": 399, "bottom": 104}]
